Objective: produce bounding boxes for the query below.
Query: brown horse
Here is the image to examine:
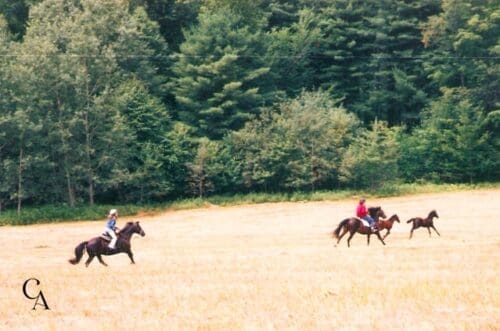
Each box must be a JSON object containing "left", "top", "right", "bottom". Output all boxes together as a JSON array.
[
  {"left": 407, "top": 210, "right": 440, "bottom": 239},
  {"left": 377, "top": 214, "right": 400, "bottom": 239},
  {"left": 333, "top": 207, "right": 386, "bottom": 247},
  {"left": 68, "top": 221, "right": 145, "bottom": 267}
]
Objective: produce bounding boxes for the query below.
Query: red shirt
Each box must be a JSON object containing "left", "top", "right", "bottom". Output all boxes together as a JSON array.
[{"left": 356, "top": 203, "right": 367, "bottom": 218}]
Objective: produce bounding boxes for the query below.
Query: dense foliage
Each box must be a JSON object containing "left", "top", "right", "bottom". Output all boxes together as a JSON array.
[{"left": 0, "top": 0, "right": 498, "bottom": 212}]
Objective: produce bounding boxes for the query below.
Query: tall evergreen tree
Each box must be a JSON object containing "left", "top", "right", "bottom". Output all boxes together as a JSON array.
[
  {"left": 169, "top": 6, "right": 276, "bottom": 139},
  {"left": 314, "top": 0, "right": 377, "bottom": 107},
  {"left": 262, "top": 0, "right": 302, "bottom": 29},
  {"left": 357, "top": 0, "right": 440, "bottom": 126},
  {"left": 268, "top": 9, "right": 322, "bottom": 96},
  {"left": 316, "top": 0, "right": 440, "bottom": 126},
  {"left": 0, "top": 0, "right": 41, "bottom": 39},
  {"left": 130, "top": 0, "right": 201, "bottom": 51},
  {"left": 422, "top": 0, "right": 499, "bottom": 112}
]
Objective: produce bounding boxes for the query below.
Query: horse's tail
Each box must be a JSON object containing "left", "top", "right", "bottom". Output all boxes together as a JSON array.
[
  {"left": 407, "top": 218, "right": 414, "bottom": 224},
  {"left": 68, "top": 241, "right": 88, "bottom": 265},
  {"left": 333, "top": 219, "right": 350, "bottom": 238}
]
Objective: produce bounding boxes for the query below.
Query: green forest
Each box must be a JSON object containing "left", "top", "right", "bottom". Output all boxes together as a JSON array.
[{"left": 0, "top": 0, "right": 498, "bottom": 213}]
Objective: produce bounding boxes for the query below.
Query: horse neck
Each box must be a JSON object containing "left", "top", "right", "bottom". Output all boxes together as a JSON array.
[
  {"left": 119, "top": 225, "right": 135, "bottom": 240},
  {"left": 387, "top": 214, "right": 398, "bottom": 223}
]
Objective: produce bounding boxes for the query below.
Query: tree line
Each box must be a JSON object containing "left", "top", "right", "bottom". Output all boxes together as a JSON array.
[{"left": 0, "top": 0, "right": 498, "bottom": 212}]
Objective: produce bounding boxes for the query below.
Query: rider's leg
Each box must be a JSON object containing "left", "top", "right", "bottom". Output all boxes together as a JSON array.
[
  {"left": 106, "top": 228, "right": 117, "bottom": 249},
  {"left": 365, "top": 216, "right": 377, "bottom": 231}
]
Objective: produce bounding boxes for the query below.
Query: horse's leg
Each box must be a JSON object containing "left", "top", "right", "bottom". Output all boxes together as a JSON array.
[
  {"left": 409, "top": 224, "right": 415, "bottom": 239},
  {"left": 376, "top": 232, "right": 386, "bottom": 245},
  {"left": 337, "top": 227, "right": 348, "bottom": 244},
  {"left": 347, "top": 231, "right": 355, "bottom": 248},
  {"left": 367, "top": 233, "right": 370, "bottom": 246},
  {"left": 127, "top": 250, "right": 135, "bottom": 264},
  {"left": 427, "top": 227, "right": 432, "bottom": 237},
  {"left": 431, "top": 225, "right": 441, "bottom": 236},
  {"left": 97, "top": 254, "right": 108, "bottom": 267},
  {"left": 85, "top": 254, "right": 95, "bottom": 267},
  {"left": 383, "top": 229, "right": 390, "bottom": 240}
]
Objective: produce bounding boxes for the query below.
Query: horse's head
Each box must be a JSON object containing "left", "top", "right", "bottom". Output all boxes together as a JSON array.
[
  {"left": 392, "top": 214, "right": 400, "bottom": 223},
  {"left": 429, "top": 210, "right": 439, "bottom": 219},
  {"left": 134, "top": 221, "right": 146, "bottom": 237},
  {"left": 124, "top": 221, "right": 146, "bottom": 237},
  {"left": 369, "top": 206, "right": 386, "bottom": 220}
]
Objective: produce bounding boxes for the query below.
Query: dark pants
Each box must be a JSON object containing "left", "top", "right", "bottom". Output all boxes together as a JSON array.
[{"left": 362, "top": 215, "right": 375, "bottom": 226}]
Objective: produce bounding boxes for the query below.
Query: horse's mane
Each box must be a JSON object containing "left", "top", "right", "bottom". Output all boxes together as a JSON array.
[
  {"left": 119, "top": 221, "right": 137, "bottom": 236},
  {"left": 368, "top": 206, "right": 382, "bottom": 217},
  {"left": 384, "top": 214, "right": 399, "bottom": 222}
]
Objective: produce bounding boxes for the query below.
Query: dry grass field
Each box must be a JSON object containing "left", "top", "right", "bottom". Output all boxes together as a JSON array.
[{"left": 1, "top": 189, "right": 499, "bottom": 330}]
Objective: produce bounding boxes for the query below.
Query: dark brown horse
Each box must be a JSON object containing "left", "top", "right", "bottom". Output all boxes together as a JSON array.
[
  {"left": 407, "top": 210, "right": 440, "bottom": 239},
  {"left": 68, "top": 221, "right": 145, "bottom": 267},
  {"left": 333, "top": 207, "right": 386, "bottom": 247},
  {"left": 376, "top": 214, "right": 400, "bottom": 239}
]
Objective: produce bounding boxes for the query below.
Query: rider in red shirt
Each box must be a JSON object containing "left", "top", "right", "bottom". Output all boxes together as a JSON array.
[{"left": 356, "top": 198, "right": 377, "bottom": 232}]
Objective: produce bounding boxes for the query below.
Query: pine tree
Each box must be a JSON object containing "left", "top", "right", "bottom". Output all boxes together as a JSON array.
[
  {"left": 130, "top": 0, "right": 201, "bottom": 51},
  {"left": 314, "top": 0, "right": 377, "bottom": 107},
  {"left": 316, "top": 0, "right": 440, "bottom": 126},
  {"left": 422, "top": 0, "right": 499, "bottom": 112},
  {"left": 0, "top": 0, "right": 35, "bottom": 39},
  {"left": 169, "top": 6, "right": 275, "bottom": 139},
  {"left": 268, "top": 9, "right": 322, "bottom": 96}
]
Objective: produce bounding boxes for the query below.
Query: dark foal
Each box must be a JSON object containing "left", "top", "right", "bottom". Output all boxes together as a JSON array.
[
  {"left": 69, "top": 221, "right": 145, "bottom": 267},
  {"left": 407, "top": 210, "right": 440, "bottom": 239},
  {"left": 377, "top": 214, "right": 400, "bottom": 239}
]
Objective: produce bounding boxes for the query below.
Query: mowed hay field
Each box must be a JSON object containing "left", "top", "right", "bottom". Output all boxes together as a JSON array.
[{"left": 1, "top": 189, "right": 499, "bottom": 330}]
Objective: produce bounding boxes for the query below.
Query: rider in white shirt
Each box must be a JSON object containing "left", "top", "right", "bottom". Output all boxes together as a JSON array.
[{"left": 104, "top": 209, "right": 119, "bottom": 249}]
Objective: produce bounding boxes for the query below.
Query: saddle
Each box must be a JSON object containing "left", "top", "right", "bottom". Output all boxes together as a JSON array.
[
  {"left": 360, "top": 219, "right": 370, "bottom": 227},
  {"left": 359, "top": 218, "right": 378, "bottom": 232},
  {"left": 100, "top": 232, "right": 120, "bottom": 242},
  {"left": 100, "top": 233, "right": 112, "bottom": 242}
]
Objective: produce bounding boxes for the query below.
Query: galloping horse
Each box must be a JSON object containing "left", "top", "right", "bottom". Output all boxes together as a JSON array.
[
  {"left": 407, "top": 210, "right": 440, "bottom": 239},
  {"left": 68, "top": 221, "right": 145, "bottom": 267},
  {"left": 333, "top": 207, "right": 386, "bottom": 247},
  {"left": 376, "top": 214, "right": 400, "bottom": 239}
]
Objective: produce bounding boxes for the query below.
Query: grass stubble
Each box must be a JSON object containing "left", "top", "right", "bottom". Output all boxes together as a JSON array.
[{"left": 0, "top": 189, "right": 499, "bottom": 330}]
